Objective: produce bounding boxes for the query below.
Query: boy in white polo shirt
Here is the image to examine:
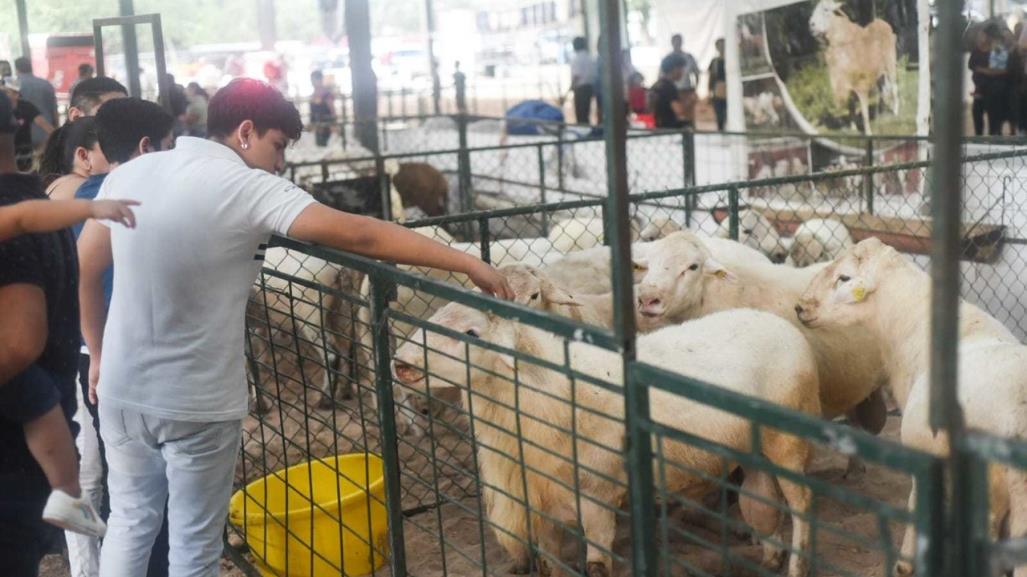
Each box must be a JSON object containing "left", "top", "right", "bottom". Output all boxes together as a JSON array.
[{"left": 77, "top": 78, "right": 513, "bottom": 577}]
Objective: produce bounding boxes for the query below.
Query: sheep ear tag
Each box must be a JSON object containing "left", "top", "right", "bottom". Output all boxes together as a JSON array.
[
  {"left": 851, "top": 284, "right": 867, "bottom": 303},
  {"left": 704, "top": 258, "right": 737, "bottom": 282}
]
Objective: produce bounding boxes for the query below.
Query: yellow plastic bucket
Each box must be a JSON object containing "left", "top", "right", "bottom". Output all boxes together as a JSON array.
[{"left": 229, "top": 453, "right": 389, "bottom": 577}]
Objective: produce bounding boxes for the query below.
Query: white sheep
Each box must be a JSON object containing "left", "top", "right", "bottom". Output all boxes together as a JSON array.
[
  {"left": 393, "top": 301, "right": 819, "bottom": 577},
  {"left": 249, "top": 247, "right": 365, "bottom": 411},
  {"left": 715, "top": 209, "right": 790, "bottom": 263},
  {"left": 809, "top": 0, "right": 899, "bottom": 135},
  {"left": 544, "top": 215, "right": 681, "bottom": 253},
  {"left": 743, "top": 91, "right": 782, "bottom": 126},
  {"left": 633, "top": 231, "right": 889, "bottom": 438},
  {"left": 541, "top": 233, "right": 770, "bottom": 296},
  {"left": 789, "top": 218, "right": 854, "bottom": 267},
  {"left": 795, "top": 238, "right": 1027, "bottom": 577}
]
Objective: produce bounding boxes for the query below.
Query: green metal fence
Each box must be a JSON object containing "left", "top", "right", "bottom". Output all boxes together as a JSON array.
[{"left": 224, "top": 2, "right": 1027, "bottom": 576}]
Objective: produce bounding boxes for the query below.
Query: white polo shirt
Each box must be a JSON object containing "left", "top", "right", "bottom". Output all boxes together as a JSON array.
[{"left": 96, "top": 137, "right": 316, "bottom": 421}]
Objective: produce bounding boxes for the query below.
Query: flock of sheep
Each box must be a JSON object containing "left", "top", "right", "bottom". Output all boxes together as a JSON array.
[
  {"left": 245, "top": 138, "right": 1022, "bottom": 577},
  {"left": 384, "top": 228, "right": 1027, "bottom": 577}
]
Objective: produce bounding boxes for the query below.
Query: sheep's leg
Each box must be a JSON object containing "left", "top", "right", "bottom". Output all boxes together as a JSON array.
[
  {"left": 896, "top": 483, "right": 917, "bottom": 577},
  {"left": 579, "top": 499, "right": 616, "bottom": 577},
  {"left": 739, "top": 469, "right": 783, "bottom": 550},
  {"left": 315, "top": 348, "right": 339, "bottom": 410},
  {"left": 1005, "top": 467, "right": 1027, "bottom": 577},
  {"left": 485, "top": 485, "right": 533, "bottom": 575},
  {"left": 762, "top": 433, "right": 812, "bottom": 577},
  {"left": 531, "top": 510, "right": 564, "bottom": 577},
  {"left": 857, "top": 92, "right": 873, "bottom": 136}
]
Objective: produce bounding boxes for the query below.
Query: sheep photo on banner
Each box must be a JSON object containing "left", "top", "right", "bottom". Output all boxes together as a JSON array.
[{"left": 725, "top": 0, "right": 930, "bottom": 207}]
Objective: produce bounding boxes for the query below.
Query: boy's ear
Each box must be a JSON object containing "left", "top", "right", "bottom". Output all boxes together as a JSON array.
[{"left": 138, "top": 136, "right": 152, "bottom": 157}]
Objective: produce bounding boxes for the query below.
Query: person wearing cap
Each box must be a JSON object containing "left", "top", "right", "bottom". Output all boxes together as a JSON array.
[
  {"left": 0, "top": 90, "right": 134, "bottom": 577},
  {"left": 1, "top": 78, "right": 54, "bottom": 171},
  {"left": 77, "top": 78, "right": 512, "bottom": 577}
]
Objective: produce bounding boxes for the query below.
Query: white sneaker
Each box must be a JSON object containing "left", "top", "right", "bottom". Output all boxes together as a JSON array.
[{"left": 41, "top": 489, "right": 107, "bottom": 537}]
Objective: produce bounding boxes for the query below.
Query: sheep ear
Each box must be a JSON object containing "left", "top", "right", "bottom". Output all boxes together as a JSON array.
[
  {"left": 542, "top": 279, "right": 582, "bottom": 307},
  {"left": 704, "top": 258, "right": 737, "bottom": 282}
]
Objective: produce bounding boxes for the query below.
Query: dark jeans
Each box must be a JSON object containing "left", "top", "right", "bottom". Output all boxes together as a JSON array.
[
  {"left": 573, "top": 84, "right": 594, "bottom": 125},
  {"left": 972, "top": 97, "right": 986, "bottom": 136},
  {"left": 713, "top": 98, "right": 727, "bottom": 131},
  {"left": 984, "top": 92, "right": 1006, "bottom": 135},
  {"left": 0, "top": 473, "right": 60, "bottom": 577},
  {"left": 78, "top": 354, "right": 170, "bottom": 577},
  {"left": 314, "top": 127, "right": 331, "bottom": 147}
]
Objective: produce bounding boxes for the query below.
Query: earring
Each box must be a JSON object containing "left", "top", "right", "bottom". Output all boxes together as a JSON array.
[{"left": 241, "top": 142, "right": 249, "bottom": 150}]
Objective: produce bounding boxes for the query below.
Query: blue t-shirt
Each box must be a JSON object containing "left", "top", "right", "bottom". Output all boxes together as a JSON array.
[{"left": 74, "top": 174, "right": 114, "bottom": 330}]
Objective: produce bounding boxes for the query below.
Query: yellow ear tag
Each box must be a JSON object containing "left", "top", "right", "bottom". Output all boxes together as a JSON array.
[
  {"left": 852, "top": 285, "right": 866, "bottom": 302},
  {"left": 714, "top": 270, "right": 728, "bottom": 279}
]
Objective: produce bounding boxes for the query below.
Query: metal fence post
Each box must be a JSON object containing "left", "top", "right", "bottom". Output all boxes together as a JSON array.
[
  {"left": 557, "top": 127, "right": 566, "bottom": 192},
  {"left": 864, "top": 138, "right": 875, "bottom": 215},
  {"left": 478, "top": 216, "right": 491, "bottom": 264},
  {"left": 598, "top": 1, "right": 652, "bottom": 576},
  {"left": 930, "top": 0, "right": 971, "bottom": 576},
  {"left": 537, "top": 144, "right": 549, "bottom": 237},
  {"left": 728, "top": 186, "right": 740, "bottom": 241},
  {"left": 682, "top": 131, "right": 696, "bottom": 226},
  {"left": 375, "top": 154, "right": 392, "bottom": 221},
  {"left": 457, "top": 113, "right": 473, "bottom": 239},
  {"left": 368, "top": 273, "right": 408, "bottom": 577},
  {"left": 340, "top": 95, "right": 349, "bottom": 151}
]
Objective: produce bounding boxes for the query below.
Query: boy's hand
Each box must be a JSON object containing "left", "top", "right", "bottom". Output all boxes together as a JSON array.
[
  {"left": 90, "top": 199, "right": 140, "bottom": 229},
  {"left": 467, "top": 261, "right": 514, "bottom": 300},
  {"left": 88, "top": 356, "right": 100, "bottom": 405}
]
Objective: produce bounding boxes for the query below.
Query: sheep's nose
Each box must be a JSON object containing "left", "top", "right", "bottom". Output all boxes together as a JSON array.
[
  {"left": 794, "top": 304, "right": 805, "bottom": 316},
  {"left": 393, "top": 361, "right": 423, "bottom": 383},
  {"left": 638, "top": 296, "right": 661, "bottom": 308}
]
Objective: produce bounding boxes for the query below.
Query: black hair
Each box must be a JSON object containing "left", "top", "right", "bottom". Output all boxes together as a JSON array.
[
  {"left": 311, "top": 70, "right": 324, "bottom": 82},
  {"left": 660, "top": 53, "right": 686, "bottom": 74},
  {"left": 78, "top": 62, "right": 94, "bottom": 76},
  {"left": 95, "top": 97, "right": 174, "bottom": 164},
  {"left": 671, "top": 33, "right": 683, "bottom": 43},
  {"left": 207, "top": 78, "right": 303, "bottom": 141},
  {"left": 14, "top": 57, "right": 31, "bottom": 74},
  {"left": 187, "top": 82, "right": 209, "bottom": 100},
  {"left": 38, "top": 117, "right": 98, "bottom": 187},
  {"left": 573, "top": 36, "right": 587, "bottom": 51},
  {"left": 70, "top": 76, "right": 128, "bottom": 115}
]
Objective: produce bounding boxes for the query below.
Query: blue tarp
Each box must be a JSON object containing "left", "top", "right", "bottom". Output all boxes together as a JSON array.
[{"left": 504, "top": 100, "right": 565, "bottom": 135}]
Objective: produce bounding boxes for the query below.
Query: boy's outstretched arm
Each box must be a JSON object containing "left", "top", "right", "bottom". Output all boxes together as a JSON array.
[
  {"left": 0, "top": 199, "right": 139, "bottom": 242},
  {"left": 287, "top": 203, "right": 514, "bottom": 300}
]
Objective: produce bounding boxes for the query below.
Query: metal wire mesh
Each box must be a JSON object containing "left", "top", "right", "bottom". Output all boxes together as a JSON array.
[{"left": 228, "top": 128, "right": 1027, "bottom": 577}]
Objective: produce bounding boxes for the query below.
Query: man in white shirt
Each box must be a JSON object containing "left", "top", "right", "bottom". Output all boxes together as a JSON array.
[
  {"left": 569, "top": 36, "right": 597, "bottom": 124},
  {"left": 77, "top": 78, "right": 512, "bottom": 577}
]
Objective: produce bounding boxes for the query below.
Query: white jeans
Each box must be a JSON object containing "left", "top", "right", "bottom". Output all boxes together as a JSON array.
[
  {"left": 67, "top": 368, "right": 104, "bottom": 577},
  {"left": 98, "top": 404, "right": 241, "bottom": 577}
]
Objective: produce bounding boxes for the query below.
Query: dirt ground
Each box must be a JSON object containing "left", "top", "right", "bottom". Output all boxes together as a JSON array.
[{"left": 40, "top": 340, "right": 913, "bottom": 577}]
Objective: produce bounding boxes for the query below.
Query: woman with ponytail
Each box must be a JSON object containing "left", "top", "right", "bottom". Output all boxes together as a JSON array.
[{"left": 39, "top": 117, "right": 108, "bottom": 200}]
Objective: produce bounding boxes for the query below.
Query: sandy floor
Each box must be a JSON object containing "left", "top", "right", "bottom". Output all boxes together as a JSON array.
[{"left": 39, "top": 330, "right": 916, "bottom": 577}]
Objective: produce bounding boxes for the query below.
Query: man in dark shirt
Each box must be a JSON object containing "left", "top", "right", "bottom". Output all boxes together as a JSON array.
[
  {"left": 13, "top": 58, "right": 58, "bottom": 150},
  {"left": 1, "top": 79, "right": 54, "bottom": 171},
  {"left": 652, "top": 55, "right": 689, "bottom": 129},
  {"left": 0, "top": 90, "right": 82, "bottom": 577},
  {"left": 309, "top": 70, "right": 335, "bottom": 147}
]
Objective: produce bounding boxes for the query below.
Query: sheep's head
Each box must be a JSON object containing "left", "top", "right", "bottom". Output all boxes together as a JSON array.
[
  {"left": 635, "top": 231, "right": 733, "bottom": 323},
  {"left": 790, "top": 233, "right": 826, "bottom": 268},
  {"left": 809, "top": 0, "right": 845, "bottom": 38},
  {"left": 393, "top": 303, "right": 487, "bottom": 395},
  {"left": 718, "top": 209, "right": 789, "bottom": 263},
  {"left": 392, "top": 265, "right": 574, "bottom": 395},
  {"left": 638, "top": 216, "right": 683, "bottom": 242},
  {"left": 795, "top": 237, "right": 895, "bottom": 328}
]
